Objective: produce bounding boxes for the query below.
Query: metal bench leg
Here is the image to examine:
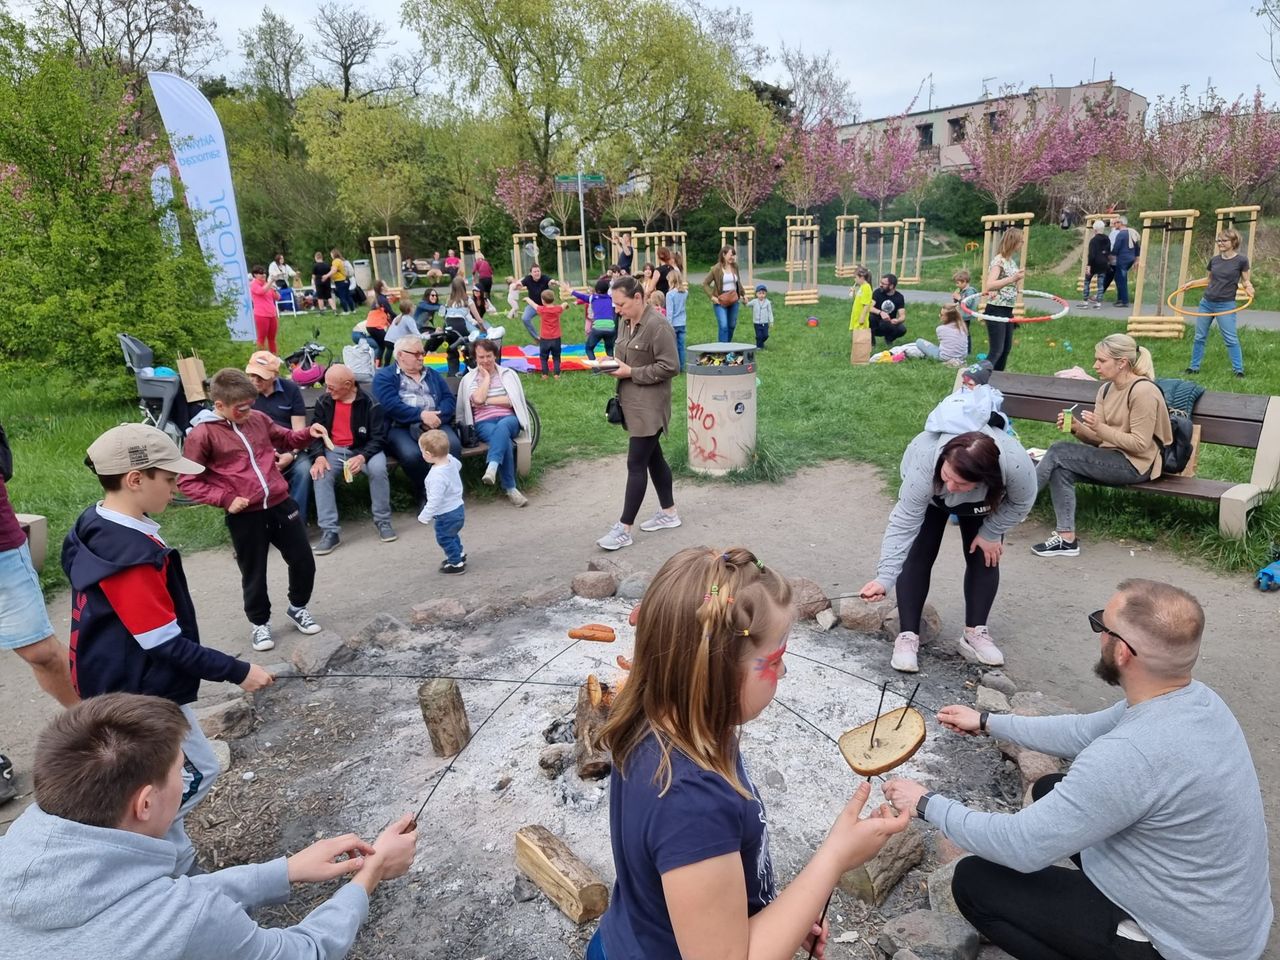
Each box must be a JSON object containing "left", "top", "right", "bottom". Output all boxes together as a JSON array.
[{"left": 1219, "top": 484, "right": 1261, "bottom": 539}]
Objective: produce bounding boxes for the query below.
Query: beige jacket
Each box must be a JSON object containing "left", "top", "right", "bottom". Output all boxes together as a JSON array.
[
  {"left": 1075, "top": 377, "right": 1173, "bottom": 478},
  {"left": 615, "top": 306, "right": 679, "bottom": 437}
]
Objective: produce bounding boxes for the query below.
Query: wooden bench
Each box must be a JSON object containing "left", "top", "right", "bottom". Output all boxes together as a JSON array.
[
  {"left": 981, "top": 372, "right": 1280, "bottom": 538},
  {"left": 298, "top": 377, "right": 537, "bottom": 478}
]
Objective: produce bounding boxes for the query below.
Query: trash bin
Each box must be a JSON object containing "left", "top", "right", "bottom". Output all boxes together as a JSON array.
[
  {"left": 352, "top": 258, "right": 373, "bottom": 291},
  {"left": 685, "top": 342, "right": 757, "bottom": 476}
]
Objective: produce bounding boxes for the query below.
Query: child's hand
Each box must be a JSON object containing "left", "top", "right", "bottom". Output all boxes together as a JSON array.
[
  {"left": 309, "top": 423, "right": 330, "bottom": 439},
  {"left": 241, "top": 663, "right": 275, "bottom": 691},
  {"left": 826, "top": 781, "right": 912, "bottom": 871},
  {"left": 228, "top": 496, "right": 251, "bottom": 514}
]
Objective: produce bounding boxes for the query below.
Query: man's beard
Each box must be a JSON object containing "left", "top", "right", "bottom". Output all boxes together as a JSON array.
[{"left": 1093, "top": 640, "right": 1122, "bottom": 686}]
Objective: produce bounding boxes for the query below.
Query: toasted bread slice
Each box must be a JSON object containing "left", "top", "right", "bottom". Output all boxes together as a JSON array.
[
  {"left": 838, "top": 707, "right": 926, "bottom": 777},
  {"left": 568, "top": 624, "right": 616, "bottom": 643}
]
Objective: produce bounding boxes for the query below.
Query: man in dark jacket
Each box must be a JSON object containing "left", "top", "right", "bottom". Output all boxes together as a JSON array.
[
  {"left": 309, "top": 364, "right": 393, "bottom": 555},
  {"left": 63, "top": 423, "right": 274, "bottom": 873},
  {"left": 372, "top": 338, "right": 460, "bottom": 503},
  {"left": 1083, "top": 219, "right": 1112, "bottom": 307}
]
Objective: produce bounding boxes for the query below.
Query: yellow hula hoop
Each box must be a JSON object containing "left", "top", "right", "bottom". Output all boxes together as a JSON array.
[{"left": 1166, "top": 279, "right": 1253, "bottom": 317}]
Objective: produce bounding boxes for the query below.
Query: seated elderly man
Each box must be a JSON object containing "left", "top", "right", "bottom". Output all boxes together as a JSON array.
[
  {"left": 309, "top": 365, "right": 394, "bottom": 555},
  {"left": 883, "top": 579, "right": 1271, "bottom": 960},
  {"left": 0, "top": 692, "right": 418, "bottom": 958},
  {"left": 246, "top": 351, "right": 312, "bottom": 521},
  {"left": 372, "top": 338, "right": 460, "bottom": 505}
]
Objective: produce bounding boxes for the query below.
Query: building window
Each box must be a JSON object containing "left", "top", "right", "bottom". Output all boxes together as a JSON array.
[
  {"left": 916, "top": 123, "right": 933, "bottom": 150},
  {"left": 987, "top": 111, "right": 1001, "bottom": 133},
  {"left": 948, "top": 117, "right": 966, "bottom": 143}
]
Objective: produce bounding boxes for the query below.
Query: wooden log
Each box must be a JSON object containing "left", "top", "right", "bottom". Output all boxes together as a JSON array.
[
  {"left": 574, "top": 683, "right": 612, "bottom": 780},
  {"left": 837, "top": 826, "right": 925, "bottom": 905},
  {"left": 417, "top": 678, "right": 471, "bottom": 757},
  {"left": 515, "top": 824, "right": 610, "bottom": 923}
]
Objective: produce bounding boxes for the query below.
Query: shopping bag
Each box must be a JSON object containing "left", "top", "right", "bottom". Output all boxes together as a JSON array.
[
  {"left": 176, "top": 351, "right": 207, "bottom": 402},
  {"left": 850, "top": 328, "right": 872, "bottom": 365}
]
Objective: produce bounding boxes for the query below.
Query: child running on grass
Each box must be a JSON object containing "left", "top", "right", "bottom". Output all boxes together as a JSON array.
[
  {"left": 588, "top": 546, "right": 910, "bottom": 960},
  {"left": 914, "top": 304, "right": 969, "bottom": 366},
  {"left": 527, "top": 288, "right": 566, "bottom": 380},
  {"left": 416, "top": 429, "right": 466, "bottom": 574}
]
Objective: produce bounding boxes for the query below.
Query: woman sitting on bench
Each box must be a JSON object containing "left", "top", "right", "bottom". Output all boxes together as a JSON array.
[{"left": 1032, "top": 334, "right": 1172, "bottom": 559}]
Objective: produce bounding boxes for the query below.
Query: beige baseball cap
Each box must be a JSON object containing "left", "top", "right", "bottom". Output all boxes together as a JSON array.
[
  {"left": 86, "top": 424, "right": 204, "bottom": 476},
  {"left": 245, "top": 351, "right": 281, "bottom": 379}
]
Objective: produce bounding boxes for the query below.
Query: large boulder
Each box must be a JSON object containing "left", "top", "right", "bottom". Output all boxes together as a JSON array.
[
  {"left": 195, "top": 697, "right": 255, "bottom": 740},
  {"left": 788, "top": 576, "right": 830, "bottom": 620},
  {"left": 616, "top": 572, "right": 651, "bottom": 600},
  {"left": 291, "top": 633, "right": 348, "bottom": 675},
  {"left": 877, "top": 909, "right": 979, "bottom": 960},
  {"left": 839, "top": 827, "right": 924, "bottom": 905},
  {"left": 587, "top": 556, "right": 633, "bottom": 578},
  {"left": 345, "top": 613, "right": 411, "bottom": 649},
  {"left": 882, "top": 602, "right": 942, "bottom": 641},
  {"left": 926, "top": 857, "right": 968, "bottom": 916},
  {"left": 975, "top": 687, "right": 1011, "bottom": 714},
  {"left": 837, "top": 596, "right": 893, "bottom": 633},
  {"left": 411, "top": 597, "right": 468, "bottom": 626},
  {"left": 572, "top": 571, "right": 619, "bottom": 599}
]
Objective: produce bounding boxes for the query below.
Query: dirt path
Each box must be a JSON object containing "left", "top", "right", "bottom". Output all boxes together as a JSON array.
[{"left": 3, "top": 457, "right": 1276, "bottom": 954}]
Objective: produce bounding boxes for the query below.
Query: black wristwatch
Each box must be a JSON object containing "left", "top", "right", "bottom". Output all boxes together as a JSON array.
[
  {"left": 979, "top": 710, "right": 990, "bottom": 734},
  {"left": 916, "top": 792, "right": 934, "bottom": 819}
]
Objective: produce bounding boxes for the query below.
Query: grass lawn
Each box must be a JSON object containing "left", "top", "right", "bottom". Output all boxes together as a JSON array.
[{"left": 5, "top": 289, "right": 1278, "bottom": 594}]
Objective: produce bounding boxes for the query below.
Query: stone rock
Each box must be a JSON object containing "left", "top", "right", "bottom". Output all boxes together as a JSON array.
[
  {"left": 538, "top": 743, "right": 574, "bottom": 779},
  {"left": 345, "top": 613, "right": 410, "bottom": 649},
  {"left": 977, "top": 947, "right": 1017, "bottom": 960},
  {"left": 264, "top": 661, "right": 297, "bottom": 679},
  {"left": 980, "top": 671, "right": 1017, "bottom": 696},
  {"left": 788, "top": 576, "right": 830, "bottom": 619},
  {"left": 572, "top": 571, "right": 619, "bottom": 599},
  {"left": 815, "top": 607, "right": 839, "bottom": 631},
  {"left": 877, "top": 909, "right": 979, "bottom": 960},
  {"left": 762, "top": 767, "right": 787, "bottom": 791},
  {"left": 587, "top": 556, "right": 632, "bottom": 577},
  {"left": 894, "top": 951, "right": 924, "bottom": 960},
  {"left": 411, "top": 597, "right": 468, "bottom": 626},
  {"left": 209, "top": 738, "right": 232, "bottom": 774},
  {"left": 195, "top": 697, "right": 255, "bottom": 740},
  {"left": 512, "top": 874, "right": 541, "bottom": 902},
  {"left": 465, "top": 604, "right": 501, "bottom": 625},
  {"left": 927, "top": 857, "right": 967, "bottom": 916},
  {"left": 616, "top": 572, "right": 651, "bottom": 600},
  {"left": 882, "top": 602, "right": 942, "bottom": 641},
  {"left": 975, "top": 687, "right": 1011, "bottom": 714},
  {"left": 1016, "top": 750, "right": 1061, "bottom": 791},
  {"left": 839, "top": 826, "right": 925, "bottom": 905},
  {"left": 933, "top": 836, "right": 970, "bottom": 866},
  {"left": 291, "top": 632, "right": 348, "bottom": 675},
  {"left": 1010, "top": 691, "right": 1075, "bottom": 718},
  {"left": 521, "top": 584, "right": 572, "bottom": 607},
  {"left": 837, "top": 596, "right": 892, "bottom": 633}
]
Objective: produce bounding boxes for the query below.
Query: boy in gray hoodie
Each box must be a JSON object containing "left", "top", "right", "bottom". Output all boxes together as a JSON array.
[{"left": 0, "top": 693, "right": 418, "bottom": 959}]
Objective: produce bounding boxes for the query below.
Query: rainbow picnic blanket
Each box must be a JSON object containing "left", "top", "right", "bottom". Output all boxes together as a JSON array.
[{"left": 423, "top": 343, "right": 594, "bottom": 374}]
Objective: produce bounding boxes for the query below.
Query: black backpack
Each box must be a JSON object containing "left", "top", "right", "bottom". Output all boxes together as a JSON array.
[{"left": 1106, "top": 380, "right": 1194, "bottom": 475}]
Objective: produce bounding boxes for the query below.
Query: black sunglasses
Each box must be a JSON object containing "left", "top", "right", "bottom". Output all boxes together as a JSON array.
[{"left": 1088, "top": 610, "right": 1138, "bottom": 657}]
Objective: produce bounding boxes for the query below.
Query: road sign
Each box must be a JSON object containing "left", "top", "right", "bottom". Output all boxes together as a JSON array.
[{"left": 554, "top": 173, "right": 606, "bottom": 186}]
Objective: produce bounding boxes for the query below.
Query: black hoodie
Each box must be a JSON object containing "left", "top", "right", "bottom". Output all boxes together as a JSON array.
[{"left": 61, "top": 506, "right": 249, "bottom": 703}]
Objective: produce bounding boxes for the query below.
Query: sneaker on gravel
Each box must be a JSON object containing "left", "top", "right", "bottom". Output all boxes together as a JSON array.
[
  {"left": 639, "top": 510, "right": 681, "bottom": 532},
  {"left": 957, "top": 625, "right": 1005, "bottom": 666},
  {"left": 506, "top": 488, "right": 528, "bottom": 507},
  {"left": 251, "top": 623, "right": 275, "bottom": 652},
  {"left": 314, "top": 531, "right": 340, "bottom": 555},
  {"left": 376, "top": 521, "right": 398, "bottom": 542},
  {"left": 441, "top": 560, "right": 467, "bottom": 574},
  {"left": 1031, "top": 533, "right": 1081, "bottom": 558},
  {"left": 286, "top": 605, "right": 322, "bottom": 635},
  {"left": 891, "top": 632, "right": 920, "bottom": 673},
  {"left": 597, "top": 522, "right": 633, "bottom": 551},
  {"left": 482, "top": 463, "right": 498, "bottom": 485},
  {"left": 439, "top": 553, "right": 467, "bottom": 570},
  {"left": 0, "top": 754, "right": 15, "bottom": 805}
]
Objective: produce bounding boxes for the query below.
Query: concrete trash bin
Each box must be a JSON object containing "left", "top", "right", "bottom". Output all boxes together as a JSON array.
[{"left": 685, "top": 342, "right": 757, "bottom": 476}]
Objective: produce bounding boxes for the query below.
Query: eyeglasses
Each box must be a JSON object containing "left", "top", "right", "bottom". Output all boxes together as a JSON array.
[
  {"left": 401, "top": 350, "right": 424, "bottom": 357},
  {"left": 1088, "top": 609, "right": 1138, "bottom": 657}
]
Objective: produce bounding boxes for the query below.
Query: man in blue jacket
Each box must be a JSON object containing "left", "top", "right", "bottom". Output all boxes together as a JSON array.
[
  {"left": 1109, "top": 216, "right": 1141, "bottom": 308},
  {"left": 372, "top": 338, "right": 460, "bottom": 504}
]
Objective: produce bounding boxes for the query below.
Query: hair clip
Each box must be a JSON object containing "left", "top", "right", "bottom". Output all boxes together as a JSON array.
[
  {"left": 740, "top": 629, "right": 751, "bottom": 637},
  {"left": 722, "top": 552, "right": 731, "bottom": 562},
  {"left": 754, "top": 559, "right": 765, "bottom": 571}
]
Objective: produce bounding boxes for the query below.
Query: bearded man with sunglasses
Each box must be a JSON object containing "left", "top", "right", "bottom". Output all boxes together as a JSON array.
[{"left": 883, "top": 578, "right": 1270, "bottom": 960}]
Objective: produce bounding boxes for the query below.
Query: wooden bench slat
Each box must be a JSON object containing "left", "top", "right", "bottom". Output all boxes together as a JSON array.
[{"left": 1129, "top": 476, "right": 1232, "bottom": 501}]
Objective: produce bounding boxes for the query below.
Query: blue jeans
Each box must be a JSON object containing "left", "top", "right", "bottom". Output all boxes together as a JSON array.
[
  {"left": 282, "top": 453, "right": 313, "bottom": 523},
  {"left": 475, "top": 414, "right": 522, "bottom": 490},
  {"left": 433, "top": 505, "right": 465, "bottom": 564},
  {"left": 335, "top": 279, "right": 355, "bottom": 312},
  {"left": 754, "top": 322, "right": 770, "bottom": 348},
  {"left": 673, "top": 326, "right": 686, "bottom": 371},
  {"left": 1083, "top": 271, "right": 1106, "bottom": 300},
  {"left": 521, "top": 305, "right": 539, "bottom": 340},
  {"left": 1112, "top": 262, "right": 1132, "bottom": 304},
  {"left": 915, "top": 337, "right": 941, "bottom": 360},
  {"left": 585, "top": 328, "right": 616, "bottom": 360},
  {"left": 1190, "top": 298, "right": 1244, "bottom": 373},
  {"left": 713, "top": 301, "right": 739, "bottom": 341},
  {"left": 312, "top": 448, "right": 391, "bottom": 535},
  {"left": 0, "top": 541, "right": 54, "bottom": 649},
  {"left": 586, "top": 931, "right": 607, "bottom": 960}
]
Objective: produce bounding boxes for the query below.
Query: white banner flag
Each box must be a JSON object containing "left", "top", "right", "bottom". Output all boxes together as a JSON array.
[{"left": 148, "top": 71, "right": 254, "bottom": 341}]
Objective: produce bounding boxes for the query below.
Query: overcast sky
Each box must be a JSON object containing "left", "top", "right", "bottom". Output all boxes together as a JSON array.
[{"left": 206, "top": 0, "right": 1278, "bottom": 116}]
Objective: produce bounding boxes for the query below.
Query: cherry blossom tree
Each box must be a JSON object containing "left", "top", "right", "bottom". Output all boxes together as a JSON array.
[
  {"left": 833, "top": 133, "right": 864, "bottom": 215},
  {"left": 705, "top": 130, "right": 784, "bottom": 225},
  {"left": 1143, "top": 87, "right": 1225, "bottom": 208},
  {"left": 494, "top": 162, "right": 550, "bottom": 231},
  {"left": 777, "top": 118, "right": 843, "bottom": 213},
  {"left": 853, "top": 109, "right": 921, "bottom": 218},
  {"left": 1211, "top": 88, "right": 1280, "bottom": 204},
  {"left": 652, "top": 152, "right": 715, "bottom": 229},
  {"left": 960, "top": 95, "right": 1072, "bottom": 213},
  {"left": 1067, "top": 95, "right": 1144, "bottom": 213}
]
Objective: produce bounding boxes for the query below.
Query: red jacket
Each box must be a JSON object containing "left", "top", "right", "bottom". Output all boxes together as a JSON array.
[{"left": 178, "top": 410, "right": 311, "bottom": 512}]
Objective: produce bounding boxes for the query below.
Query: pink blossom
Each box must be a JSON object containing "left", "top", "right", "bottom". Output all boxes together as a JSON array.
[{"left": 493, "top": 163, "right": 551, "bottom": 231}]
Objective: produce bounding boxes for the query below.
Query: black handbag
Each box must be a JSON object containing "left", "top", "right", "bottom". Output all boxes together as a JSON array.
[
  {"left": 605, "top": 393, "right": 626, "bottom": 428},
  {"left": 459, "top": 423, "right": 481, "bottom": 448}
]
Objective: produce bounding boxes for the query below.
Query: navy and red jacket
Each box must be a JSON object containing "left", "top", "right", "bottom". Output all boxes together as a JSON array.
[{"left": 61, "top": 506, "right": 250, "bottom": 704}]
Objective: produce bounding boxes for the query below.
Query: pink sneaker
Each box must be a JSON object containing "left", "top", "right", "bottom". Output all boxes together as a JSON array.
[
  {"left": 958, "top": 626, "right": 1005, "bottom": 666},
  {"left": 891, "top": 632, "right": 920, "bottom": 673}
]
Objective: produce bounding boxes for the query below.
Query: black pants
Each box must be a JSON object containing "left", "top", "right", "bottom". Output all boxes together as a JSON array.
[
  {"left": 754, "top": 323, "right": 770, "bottom": 348},
  {"left": 896, "top": 501, "right": 999, "bottom": 634},
  {"left": 367, "top": 327, "right": 392, "bottom": 367},
  {"left": 871, "top": 315, "right": 907, "bottom": 347},
  {"left": 225, "top": 498, "right": 314, "bottom": 626},
  {"left": 621, "top": 433, "right": 674, "bottom": 525},
  {"left": 953, "top": 775, "right": 1164, "bottom": 960},
  {"left": 539, "top": 337, "right": 562, "bottom": 375},
  {"left": 985, "top": 307, "right": 1015, "bottom": 370}
]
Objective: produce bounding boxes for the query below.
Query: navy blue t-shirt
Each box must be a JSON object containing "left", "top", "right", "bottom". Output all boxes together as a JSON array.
[
  {"left": 598, "top": 733, "right": 776, "bottom": 958},
  {"left": 251, "top": 377, "right": 305, "bottom": 429}
]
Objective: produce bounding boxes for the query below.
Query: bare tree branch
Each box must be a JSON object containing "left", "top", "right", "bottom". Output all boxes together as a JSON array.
[{"left": 311, "top": 1, "right": 389, "bottom": 100}]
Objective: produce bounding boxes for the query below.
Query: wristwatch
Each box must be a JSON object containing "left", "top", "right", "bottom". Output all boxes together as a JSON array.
[
  {"left": 916, "top": 792, "right": 934, "bottom": 819},
  {"left": 979, "top": 710, "right": 990, "bottom": 734}
]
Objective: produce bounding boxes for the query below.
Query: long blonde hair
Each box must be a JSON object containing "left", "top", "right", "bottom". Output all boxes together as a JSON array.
[
  {"left": 997, "top": 227, "right": 1023, "bottom": 259},
  {"left": 599, "top": 547, "right": 792, "bottom": 799},
  {"left": 446, "top": 276, "right": 468, "bottom": 307},
  {"left": 1097, "top": 333, "right": 1154, "bottom": 379}
]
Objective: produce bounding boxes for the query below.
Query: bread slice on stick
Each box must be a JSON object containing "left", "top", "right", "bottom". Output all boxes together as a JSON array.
[{"left": 838, "top": 707, "right": 926, "bottom": 777}]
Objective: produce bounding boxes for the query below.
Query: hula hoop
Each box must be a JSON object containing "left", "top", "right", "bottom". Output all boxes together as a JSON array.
[
  {"left": 959, "top": 289, "right": 1069, "bottom": 324},
  {"left": 1166, "top": 279, "right": 1253, "bottom": 317}
]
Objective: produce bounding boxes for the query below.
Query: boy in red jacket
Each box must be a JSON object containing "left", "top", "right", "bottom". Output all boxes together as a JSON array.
[{"left": 179, "top": 369, "right": 330, "bottom": 652}]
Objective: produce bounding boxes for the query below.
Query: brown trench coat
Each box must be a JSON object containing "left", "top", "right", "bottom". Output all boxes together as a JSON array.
[{"left": 614, "top": 305, "right": 679, "bottom": 438}]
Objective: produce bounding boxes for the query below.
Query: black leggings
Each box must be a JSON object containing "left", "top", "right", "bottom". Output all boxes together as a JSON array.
[
  {"left": 621, "top": 433, "right": 673, "bottom": 525},
  {"left": 896, "top": 502, "right": 999, "bottom": 634},
  {"left": 985, "top": 306, "right": 1014, "bottom": 370},
  {"left": 953, "top": 775, "right": 1164, "bottom": 960}
]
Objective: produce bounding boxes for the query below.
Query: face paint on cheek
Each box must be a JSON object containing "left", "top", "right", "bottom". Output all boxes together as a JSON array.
[{"left": 753, "top": 641, "right": 787, "bottom": 684}]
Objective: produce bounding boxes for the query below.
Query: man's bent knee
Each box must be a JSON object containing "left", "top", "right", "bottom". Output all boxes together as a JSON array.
[{"left": 14, "top": 634, "right": 62, "bottom": 667}]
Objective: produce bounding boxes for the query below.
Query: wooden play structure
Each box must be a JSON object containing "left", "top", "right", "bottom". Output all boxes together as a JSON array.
[
  {"left": 1126, "top": 209, "right": 1198, "bottom": 339},
  {"left": 1075, "top": 213, "right": 1113, "bottom": 293},
  {"left": 897, "top": 217, "right": 926, "bottom": 284},
  {"left": 556, "top": 234, "right": 589, "bottom": 290},
  {"left": 511, "top": 233, "right": 538, "bottom": 278},
  {"left": 456, "top": 235, "right": 482, "bottom": 282},
  {"left": 785, "top": 214, "right": 814, "bottom": 229},
  {"left": 859, "top": 221, "right": 902, "bottom": 283},
  {"left": 980, "top": 213, "right": 1034, "bottom": 317},
  {"left": 608, "top": 228, "right": 686, "bottom": 272},
  {"left": 784, "top": 224, "right": 820, "bottom": 306},
  {"left": 718, "top": 225, "right": 756, "bottom": 288},
  {"left": 1216, "top": 205, "right": 1261, "bottom": 294},
  {"left": 368, "top": 235, "right": 403, "bottom": 294},
  {"left": 834, "top": 215, "right": 860, "bottom": 278}
]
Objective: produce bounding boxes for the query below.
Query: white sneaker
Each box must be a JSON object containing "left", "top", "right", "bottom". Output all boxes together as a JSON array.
[
  {"left": 251, "top": 623, "right": 275, "bottom": 652},
  {"left": 596, "top": 523, "right": 633, "bottom": 551},
  {"left": 891, "top": 632, "right": 920, "bottom": 673},
  {"left": 957, "top": 625, "right": 1005, "bottom": 666},
  {"left": 482, "top": 463, "right": 498, "bottom": 485},
  {"left": 506, "top": 488, "right": 528, "bottom": 507},
  {"left": 639, "top": 510, "right": 681, "bottom": 532}
]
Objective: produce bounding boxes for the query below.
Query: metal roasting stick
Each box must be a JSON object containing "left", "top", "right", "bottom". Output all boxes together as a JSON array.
[
  {"left": 893, "top": 683, "right": 921, "bottom": 731},
  {"left": 867, "top": 680, "right": 888, "bottom": 762}
]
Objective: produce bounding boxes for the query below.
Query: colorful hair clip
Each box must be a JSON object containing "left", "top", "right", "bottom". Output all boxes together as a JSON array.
[{"left": 755, "top": 559, "right": 765, "bottom": 571}]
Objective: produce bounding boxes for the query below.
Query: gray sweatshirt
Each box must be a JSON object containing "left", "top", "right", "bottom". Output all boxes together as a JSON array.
[
  {"left": 925, "top": 681, "right": 1272, "bottom": 960},
  {"left": 875, "top": 427, "right": 1036, "bottom": 592},
  {"left": 0, "top": 804, "right": 369, "bottom": 959}
]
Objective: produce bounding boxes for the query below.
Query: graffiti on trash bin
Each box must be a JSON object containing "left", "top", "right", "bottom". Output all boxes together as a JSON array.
[{"left": 687, "top": 397, "right": 723, "bottom": 465}]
